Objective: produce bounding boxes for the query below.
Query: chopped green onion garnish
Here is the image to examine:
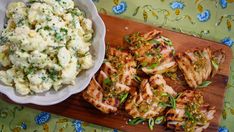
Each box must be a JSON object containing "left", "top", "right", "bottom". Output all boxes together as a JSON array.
[
  {"left": 148, "top": 118, "right": 155, "bottom": 130},
  {"left": 128, "top": 117, "right": 145, "bottom": 125},
  {"left": 211, "top": 59, "right": 219, "bottom": 70},
  {"left": 155, "top": 116, "right": 164, "bottom": 125},
  {"left": 119, "top": 93, "right": 129, "bottom": 104},
  {"left": 197, "top": 81, "right": 212, "bottom": 88}
]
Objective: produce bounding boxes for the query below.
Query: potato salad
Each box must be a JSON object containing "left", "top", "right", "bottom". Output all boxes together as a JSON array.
[{"left": 0, "top": 0, "right": 94, "bottom": 95}]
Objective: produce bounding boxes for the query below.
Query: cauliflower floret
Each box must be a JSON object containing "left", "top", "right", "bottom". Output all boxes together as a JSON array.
[
  {"left": 6, "top": 2, "right": 27, "bottom": 18},
  {"left": 27, "top": 70, "right": 45, "bottom": 85},
  {"left": 9, "top": 27, "right": 47, "bottom": 51},
  {"left": 72, "top": 17, "right": 85, "bottom": 35},
  {"left": 9, "top": 51, "right": 30, "bottom": 68},
  {"left": 42, "top": 0, "right": 74, "bottom": 15},
  {"left": 47, "top": 63, "right": 63, "bottom": 71},
  {"left": 53, "top": 80, "right": 63, "bottom": 91},
  {"left": 82, "top": 18, "right": 93, "bottom": 32},
  {"left": 28, "top": 3, "right": 53, "bottom": 25},
  {"left": 58, "top": 0, "right": 74, "bottom": 10},
  {"left": 45, "top": 16, "right": 66, "bottom": 30},
  {"left": 79, "top": 54, "right": 94, "bottom": 70},
  {"left": 0, "top": 71, "right": 12, "bottom": 86},
  {"left": 27, "top": 70, "right": 53, "bottom": 93},
  {"left": 14, "top": 78, "right": 30, "bottom": 95},
  {"left": 0, "top": 68, "right": 17, "bottom": 86},
  {"left": 67, "top": 32, "right": 90, "bottom": 54},
  {"left": 57, "top": 47, "right": 71, "bottom": 67},
  {"left": 29, "top": 80, "right": 52, "bottom": 93},
  {"left": 63, "top": 13, "right": 73, "bottom": 24},
  {"left": 28, "top": 50, "right": 48, "bottom": 68},
  {"left": 0, "top": 45, "right": 11, "bottom": 67},
  {"left": 37, "top": 28, "right": 57, "bottom": 47},
  {"left": 61, "top": 57, "right": 77, "bottom": 84}
]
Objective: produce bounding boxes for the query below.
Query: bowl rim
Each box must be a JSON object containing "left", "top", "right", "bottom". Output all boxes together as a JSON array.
[{"left": 0, "top": 0, "right": 106, "bottom": 105}]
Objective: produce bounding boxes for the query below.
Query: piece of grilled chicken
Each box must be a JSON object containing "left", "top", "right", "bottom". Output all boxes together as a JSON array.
[
  {"left": 83, "top": 47, "right": 137, "bottom": 114},
  {"left": 125, "top": 30, "right": 177, "bottom": 74},
  {"left": 125, "top": 74, "right": 177, "bottom": 119},
  {"left": 175, "top": 47, "right": 225, "bottom": 88},
  {"left": 166, "top": 90, "right": 216, "bottom": 132}
]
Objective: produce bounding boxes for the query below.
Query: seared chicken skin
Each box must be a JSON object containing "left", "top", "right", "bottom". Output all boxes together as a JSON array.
[
  {"left": 83, "top": 47, "right": 137, "bottom": 113},
  {"left": 125, "top": 74, "right": 176, "bottom": 119},
  {"left": 125, "top": 30, "right": 177, "bottom": 74},
  {"left": 166, "top": 90, "right": 215, "bottom": 132},
  {"left": 175, "top": 48, "right": 225, "bottom": 88}
]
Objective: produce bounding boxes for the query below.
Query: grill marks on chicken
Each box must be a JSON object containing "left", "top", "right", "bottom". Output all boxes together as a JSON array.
[
  {"left": 125, "top": 74, "right": 177, "bottom": 119},
  {"left": 82, "top": 30, "right": 225, "bottom": 131},
  {"left": 83, "top": 78, "right": 118, "bottom": 113},
  {"left": 83, "top": 47, "right": 137, "bottom": 113},
  {"left": 175, "top": 48, "right": 225, "bottom": 88},
  {"left": 166, "top": 90, "right": 216, "bottom": 132},
  {"left": 125, "top": 30, "right": 177, "bottom": 74}
]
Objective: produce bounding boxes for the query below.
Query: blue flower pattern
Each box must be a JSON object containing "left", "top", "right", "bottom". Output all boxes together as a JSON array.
[
  {"left": 73, "top": 120, "right": 83, "bottom": 132},
  {"left": 21, "top": 122, "right": 27, "bottom": 129},
  {"left": 222, "top": 37, "right": 234, "bottom": 47},
  {"left": 197, "top": 10, "right": 210, "bottom": 22},
  {"left": 35, "top": 112, "right": 51, "bottom": 125},
  {"left": 219, "top": 126, "right": 229, "bottom": 132},
  {"left": 112, "top": 1, "right": 127, "bottom": 15},
  {"left": 219, "top": 0, "right": 228, "bottom": 9},
  {"left": 170, "top": 1, "right": 184, "bottom": 10}
]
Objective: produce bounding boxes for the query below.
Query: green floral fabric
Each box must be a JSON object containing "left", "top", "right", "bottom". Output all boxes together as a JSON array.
[
  {"left": 1, "top": 0, "right": 234, "bottom": 132},
  {"left": 0, "top": 99, "right": 116, "bottom": 132}
]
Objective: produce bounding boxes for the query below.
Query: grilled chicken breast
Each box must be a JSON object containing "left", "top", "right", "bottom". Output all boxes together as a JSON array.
[
  {"left": 166, "top": 90, "right": 215, "bottom": 132},
  {"left": 175, "top": 48, "right": 225, "bottom": 88},
  {"left": 211, "top": 49, "right": 225, "bottom": 77},
  {"left": 83, "top": 47, "right": 137, "bottom": 113},
  {"left": 125, "top": 30, "right": 177, "bottom": 74},
  {"left": 125, "top": 74, "right": 176, "bottom": 119}
]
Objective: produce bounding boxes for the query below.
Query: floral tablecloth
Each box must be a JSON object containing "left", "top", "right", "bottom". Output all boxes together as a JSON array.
[{"left": 1, "top": 0, "right": 234, "bottom": 132}]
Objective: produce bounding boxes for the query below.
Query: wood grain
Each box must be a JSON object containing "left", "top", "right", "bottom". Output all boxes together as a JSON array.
[{"left": 0, "top": 14, "right": 232, "bottom": 132}]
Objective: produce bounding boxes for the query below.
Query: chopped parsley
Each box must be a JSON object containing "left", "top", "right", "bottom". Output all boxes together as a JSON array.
[
  {"left": 48, "top": 69, "right": 59, "bottom": 81},
  {"left": 68, "top": 9, "right": 83, "bottom": 16},
  {"left": 41, "top": 76, "right": 47, "bottom": 81},
  {"left": 17, "top": 19, "right": 25, "bottom": 26},
  {"left": 103, "top": 78, "right": 112, "bottom": 86},
  {"left": 0, "top": 36, "right": 8, "bottom": 45},
  {"left": 24, "top": 67, "right": 36, "bottom": 75},
  {"left": 147, "top": 63, "right": 158, "bottom": 69},
  {"left": 60, "top": 28, "right": 68, "bottom": 34},
  {"left": 44, "top": 26, "right": 52, "bottom": 30},
  {"left": 55, "top": 32, "right": 64, "bottom": 42}
]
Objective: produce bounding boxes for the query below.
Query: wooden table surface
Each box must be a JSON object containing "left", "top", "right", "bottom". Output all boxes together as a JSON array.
[{"left": 0, "top": 14, "right": 232, "bottom": 132}]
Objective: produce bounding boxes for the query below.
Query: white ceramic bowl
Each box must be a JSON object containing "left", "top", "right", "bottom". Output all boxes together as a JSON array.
[{"left": 0, "top": 0, "right": 106, "bottom": 105}]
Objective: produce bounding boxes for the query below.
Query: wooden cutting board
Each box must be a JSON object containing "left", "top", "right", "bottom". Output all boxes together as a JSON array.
[{"left": 0, "top": 14, "right": 232, "bottom": 132}]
